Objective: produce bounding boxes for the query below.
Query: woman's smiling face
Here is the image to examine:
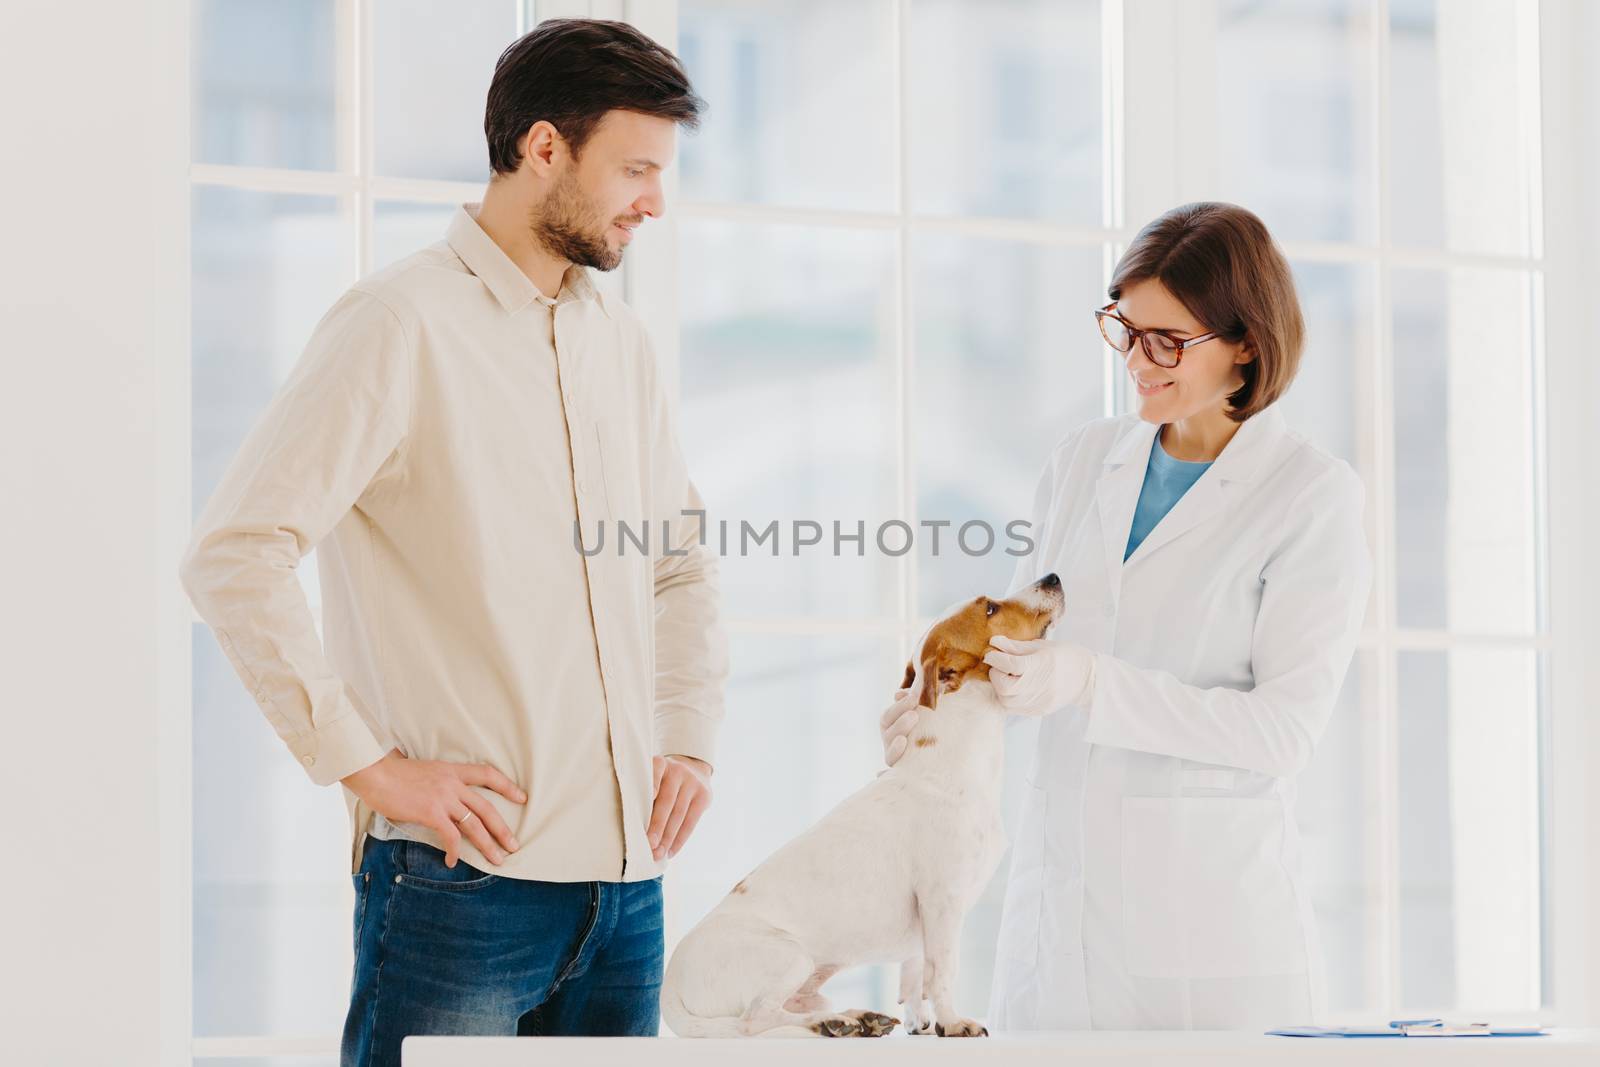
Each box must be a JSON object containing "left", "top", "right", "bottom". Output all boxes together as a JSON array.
[{"left": 1114, "top": 278, "right": 1255, "bottom": 425}]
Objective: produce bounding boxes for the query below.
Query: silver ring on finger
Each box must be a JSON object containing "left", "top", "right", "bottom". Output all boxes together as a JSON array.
[{"left": 456, "top": 809, "right": 476, "bottom": 826}]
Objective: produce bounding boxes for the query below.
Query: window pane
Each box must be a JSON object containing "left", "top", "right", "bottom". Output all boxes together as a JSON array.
[
  {"left": 1392, "top": 267, "right": 1538, "bottom": 633},
  {"left": 664, "top": 634, "right": 902, "bottom": 1012},
  {"left": 372, "top": 0, "right": 516, "bottom": 182},
  {"left": 191, "top": 189, "right": 353, "bottom": 1036},
  {"left": 192, "top": 187, "right": 350, "bottom": 620},
  {"left": 678, "top": 220, "right": 898, "bottom": 620},
  {"left": 194, "top": 0, "right": 337, "bottom": 171},
  {"left": 373, "top": 201, "right": 457, "bottom": 270},
  {"left": 1276, "top": 260, "right": 1375, "bottom": 467},
  {"left": 907, "top": 0, "right": 1101, "bottom": 225},
  {"left": 1399, "top": 649, "right": 1542, "bottom": 1010},
  {"left": 1297, "top": 651, "right": 1378, "bottom": 1013},
  {"left": 1389, "top": 0, "right": 1534, "bottom": 256},
  {"left": 911, "top": 236, "right": 1104, "bottom": 614},
  {"left": 193, "top": 626, "right": 356, "bottom": 1036},
  {"left": 678, "top": 0, "right": 896, "bottom": 212},
  {"left": 1213, "top": 0, "right": 1378, "bottom": 244}
]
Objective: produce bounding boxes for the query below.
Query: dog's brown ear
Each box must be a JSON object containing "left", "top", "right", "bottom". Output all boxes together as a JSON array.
[
  {"left": 917, "top": 647, "right": 980, "bottom": 710},
  {"left": 917, "top": 655, "right": 939, "bottom": 710},
  {"left": 901, "top": 660, "right": 916, "bottom": 691}
]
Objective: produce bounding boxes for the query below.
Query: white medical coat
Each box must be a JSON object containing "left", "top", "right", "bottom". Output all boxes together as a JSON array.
[{"left": 988, "top": 405, "right": 1371, "bottom": 1031}]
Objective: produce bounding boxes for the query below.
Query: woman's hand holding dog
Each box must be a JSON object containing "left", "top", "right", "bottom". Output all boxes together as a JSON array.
[
  {"left": 879, "top": 688, "right": 920, "bottom": 767},
  {"left": 982, "top": 636, "right": 1096, "bottom": 717}
]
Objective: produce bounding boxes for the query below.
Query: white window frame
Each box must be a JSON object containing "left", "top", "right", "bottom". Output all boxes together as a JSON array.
[
  {"left": 174, "top": 0, "right": 1600, "bottom": 1058},
  {"left": 634, "top": 0, "right": 1587, "bottom": 1027}
]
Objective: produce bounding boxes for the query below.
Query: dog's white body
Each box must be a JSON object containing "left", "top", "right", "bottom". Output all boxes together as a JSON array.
[{"left": 660, "top": 676, "right": 1011, "bottom": 1038}]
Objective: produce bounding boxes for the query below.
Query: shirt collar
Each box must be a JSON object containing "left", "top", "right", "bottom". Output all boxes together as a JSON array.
[
  {"left": 1105, "top": 404, "right": 1286, "bottom": 482},
  {"left": 446, "top": 202, "right": 613, "bottom": 320}
]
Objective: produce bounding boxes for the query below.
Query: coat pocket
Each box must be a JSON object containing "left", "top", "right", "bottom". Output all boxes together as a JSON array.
[
  {"left": 1120, "top": 796, "right": 1307, "bottom": 979},
  {"left": 994, "top": 784, "right": 1049, "bottom": 968}
]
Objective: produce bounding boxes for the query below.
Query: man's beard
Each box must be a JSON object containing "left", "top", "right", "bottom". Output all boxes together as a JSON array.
[{"left": 529, "top": 170, "right": 623, "bottom": 272}]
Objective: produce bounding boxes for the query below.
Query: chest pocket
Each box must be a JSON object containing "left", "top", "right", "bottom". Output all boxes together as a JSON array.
[
  {"left": 595, "top": 418, "right": 646, "bottom": 528},
  {"left": 1050, "top": 522, "right": 1116, "bottom": 650}
]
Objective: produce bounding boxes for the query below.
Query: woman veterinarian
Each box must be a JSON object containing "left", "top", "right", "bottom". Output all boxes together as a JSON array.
[{"left": 881, "top": 202, "right": 1372, "bottom": 1031}]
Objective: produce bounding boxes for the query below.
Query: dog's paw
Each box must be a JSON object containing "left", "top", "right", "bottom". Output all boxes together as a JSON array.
[
  {"left": 855, "top": 1011, "right": 899, "bottom": 1038},
  {"left": 810, "top": 1014, "right": 864, "bottom": 1038},
  {"left": 905, "top": 1017, "right": 934, "bottom": 1036},
  {"left": 934, "top": 1017, "right": 988, "bottom": 1038}
]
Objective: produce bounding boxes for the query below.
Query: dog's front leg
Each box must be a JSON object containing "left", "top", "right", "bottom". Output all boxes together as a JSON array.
[
  {"left": 916, "top": 892, "right": 987, "bottom": 1038},
  {"left": 897, "top": 957, "right": 932, "bottom": 1035}
]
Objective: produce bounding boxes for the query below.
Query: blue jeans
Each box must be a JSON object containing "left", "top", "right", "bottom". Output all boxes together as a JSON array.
[{"left": 341, "top": 836, "right": 663, "bottom": 1067}]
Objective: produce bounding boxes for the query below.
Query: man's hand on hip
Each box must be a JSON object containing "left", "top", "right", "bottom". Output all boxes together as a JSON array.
[
  {"left": 341, "top": 749, "right": 527, "bottom": 869},
  {"left": 649, "top": 754, "right": 712, "bottom": 862}
]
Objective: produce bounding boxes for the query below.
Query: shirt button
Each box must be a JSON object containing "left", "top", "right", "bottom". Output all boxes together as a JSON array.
[
  {"left": 301, "top": 754, "right": 316, "bottom": 767},
  {"left": 576, "top": 476, "right": 587, "bottom": 492}
]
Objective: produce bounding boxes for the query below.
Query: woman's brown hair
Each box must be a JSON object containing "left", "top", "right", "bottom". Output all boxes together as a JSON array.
[{"left": 1109, "top": 202, "right": 1304, "bottom": 423}]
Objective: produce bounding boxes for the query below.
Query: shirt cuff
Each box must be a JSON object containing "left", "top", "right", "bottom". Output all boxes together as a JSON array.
[
  {"left": 1083, "top": 652, "right": 1126, "bottom": 743},
  {"left": 1076, "top": 647, "right": 1099, "bottom": 708},
  {"left": 286, "top": 707, "right": 387, "bottom": 787},
  {"left": 655, "top": 710, "right": 719, "bottom": 771}
]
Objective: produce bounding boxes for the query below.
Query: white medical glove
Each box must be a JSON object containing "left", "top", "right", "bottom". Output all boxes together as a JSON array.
[
  {"left": 982, "top": 635, "right": 1096, "bottom": 717},
  {"left": 878, "top": 686, "right": 920, "bottom": 767}
]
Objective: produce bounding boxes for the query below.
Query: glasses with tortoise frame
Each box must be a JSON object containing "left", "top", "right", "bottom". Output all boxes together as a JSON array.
[{"left": 1094, "top": 302, "right": 1223, "bottom": 369}]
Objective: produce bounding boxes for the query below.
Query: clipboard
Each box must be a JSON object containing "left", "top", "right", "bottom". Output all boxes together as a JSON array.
[{"left": 1268, "top": 1018, "right": 1547, "bottom": 1038}]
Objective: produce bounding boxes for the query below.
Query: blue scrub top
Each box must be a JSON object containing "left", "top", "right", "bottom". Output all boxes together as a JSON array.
[{"left": 1124, "top": 430, "right": 1213, "bottom": 561}]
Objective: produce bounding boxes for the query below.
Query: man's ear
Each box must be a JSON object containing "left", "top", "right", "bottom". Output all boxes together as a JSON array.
[{"left": 522, "top": 120, "right": 561, "bottom": 173}]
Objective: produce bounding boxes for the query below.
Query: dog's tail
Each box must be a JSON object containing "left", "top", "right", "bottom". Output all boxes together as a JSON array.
[{"left": 660, "top": 986, "right": 816, "bottom": 1038}]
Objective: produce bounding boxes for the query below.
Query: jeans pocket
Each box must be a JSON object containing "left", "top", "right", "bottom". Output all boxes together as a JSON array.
[
  {"left": 395, "top": 839, "right": 500, "bottom": 893},
  {"left": 351, "top": 870, "right": 371, "bottom": 955}
]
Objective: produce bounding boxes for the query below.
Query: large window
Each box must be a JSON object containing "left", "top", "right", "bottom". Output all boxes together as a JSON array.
[
  {"left": 188, "top": 0, "right": 1550, "bottom": 1058},
  {"left": 667, "top": 0, "right": 1548, "bottom": 1023}
]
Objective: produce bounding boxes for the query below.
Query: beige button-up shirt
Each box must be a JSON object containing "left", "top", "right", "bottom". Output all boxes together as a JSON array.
[{"left": 180, "top": 203, "right": 728, "bottom": 882}]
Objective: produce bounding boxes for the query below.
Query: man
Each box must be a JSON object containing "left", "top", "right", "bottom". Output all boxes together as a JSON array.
[{"left": 179, "top": 19, "right": 727, "bottom": 1064}]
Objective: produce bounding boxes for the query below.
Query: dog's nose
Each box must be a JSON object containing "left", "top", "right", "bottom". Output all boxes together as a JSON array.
[{"left": 1040, "top": 572, "right": 1060, "bottom": 588}]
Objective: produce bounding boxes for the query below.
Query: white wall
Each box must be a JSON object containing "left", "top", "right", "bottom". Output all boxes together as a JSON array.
[
  {"left": 0, "top": 2, "right": 190, "bottom": 1064},
  {"left": 1540, "top": 0, "right": 1600, "bottom": 1029}
]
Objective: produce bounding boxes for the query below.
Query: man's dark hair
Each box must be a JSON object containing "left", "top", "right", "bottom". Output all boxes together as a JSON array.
[{"left": 485, "top": 19, "right": 704, "bottom": 175}]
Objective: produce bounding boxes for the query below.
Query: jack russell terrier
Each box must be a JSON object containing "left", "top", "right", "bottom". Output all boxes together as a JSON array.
[{"left": 660, "top": 573, "right": 1065, "bottom": 1038}]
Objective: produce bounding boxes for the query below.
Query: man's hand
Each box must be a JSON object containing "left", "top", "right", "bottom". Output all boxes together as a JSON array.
[
  {"left": 648, "top": 754, "right": 712, "bottom": 861},
  {"left": 341, "top": 749, "right": 527, "bottom": 869}
]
